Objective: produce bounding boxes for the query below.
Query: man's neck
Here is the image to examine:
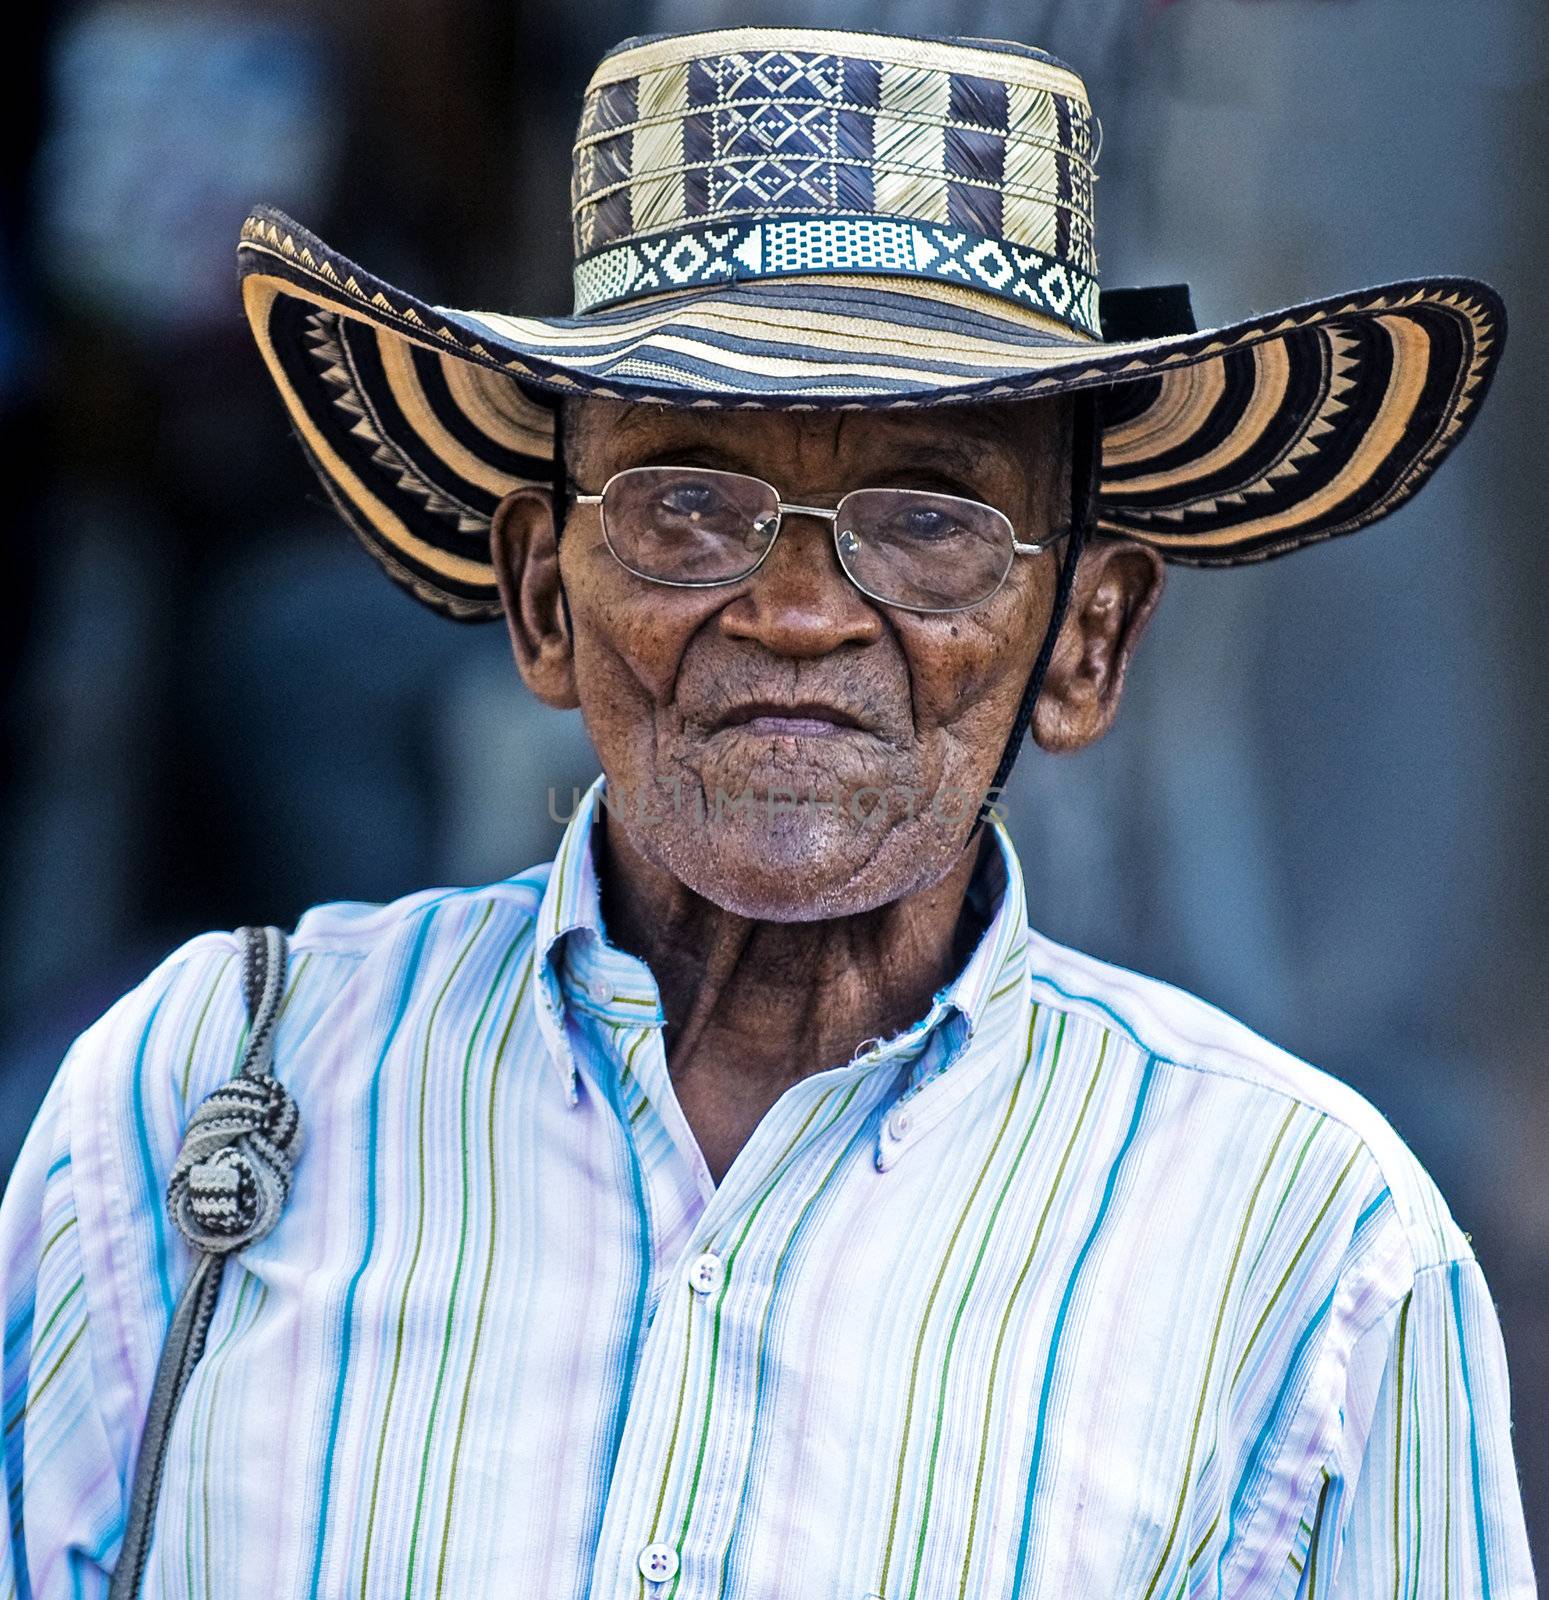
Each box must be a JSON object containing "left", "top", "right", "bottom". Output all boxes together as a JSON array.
[{"left": 597, "top": 814, "right": 990, "bottom": 1181}]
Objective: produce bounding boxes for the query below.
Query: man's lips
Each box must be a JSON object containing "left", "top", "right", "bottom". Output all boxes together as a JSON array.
[{"left": 710, "top": 699, "right": 871, "bottom": 738}]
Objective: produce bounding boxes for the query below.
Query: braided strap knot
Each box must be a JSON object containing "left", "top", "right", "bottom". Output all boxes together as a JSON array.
[
  {"left": 166, "top": 1073, "right": 302, "bottom": 1253},
  {"left": 110, "top": 927, "right": 295, "bottom": 1600}
]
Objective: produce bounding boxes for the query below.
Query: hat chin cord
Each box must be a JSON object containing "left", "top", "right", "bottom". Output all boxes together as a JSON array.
[{"left": 979, "top": 389, "right": 1099, "bottom": 820}]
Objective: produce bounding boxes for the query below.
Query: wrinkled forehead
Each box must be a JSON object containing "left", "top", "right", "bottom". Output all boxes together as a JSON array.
[{"left": 563, "top": 393, "right": 1071, "bottom": 489}]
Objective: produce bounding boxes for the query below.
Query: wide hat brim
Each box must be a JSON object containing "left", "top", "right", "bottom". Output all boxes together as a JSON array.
[{"left": 239, "top": 205, "right": 1504, "bottom": 622}]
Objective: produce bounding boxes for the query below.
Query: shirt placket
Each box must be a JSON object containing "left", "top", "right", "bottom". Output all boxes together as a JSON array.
[{"left": 573, "top": 1000, "right": 942, "bottom": 1599}]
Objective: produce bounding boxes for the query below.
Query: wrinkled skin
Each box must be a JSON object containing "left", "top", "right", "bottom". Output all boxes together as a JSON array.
[{"left": 492, "top": 395, "right": 1163, "bottom": 1181}]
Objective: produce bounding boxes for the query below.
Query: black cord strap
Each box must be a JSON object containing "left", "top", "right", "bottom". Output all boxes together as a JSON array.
[{"left": 980, "top": 389, "right": 1101, "bottom": 817}]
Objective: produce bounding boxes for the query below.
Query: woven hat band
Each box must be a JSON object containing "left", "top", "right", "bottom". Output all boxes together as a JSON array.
[{"left": 569, "top": 29, "right": 1101, "bottom": 337}]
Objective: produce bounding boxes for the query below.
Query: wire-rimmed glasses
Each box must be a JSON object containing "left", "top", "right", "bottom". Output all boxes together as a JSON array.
[{"left": 572, "top": 465, "right": 1061, "bottom": 615}]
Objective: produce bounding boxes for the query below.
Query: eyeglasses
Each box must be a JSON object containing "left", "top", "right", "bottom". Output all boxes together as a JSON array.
[{"left": 572, "top": 465, "right": 1062, "bottom": 614}]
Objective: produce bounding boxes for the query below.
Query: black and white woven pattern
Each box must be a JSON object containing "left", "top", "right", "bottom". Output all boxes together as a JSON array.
[{"left": 570, "top": 34, "right": 1098, "bottom": 333}]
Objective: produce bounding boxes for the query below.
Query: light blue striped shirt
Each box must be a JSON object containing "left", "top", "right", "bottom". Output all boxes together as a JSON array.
[{"left": 0, "top": 779, "right": 1534, "bottom": 1597}]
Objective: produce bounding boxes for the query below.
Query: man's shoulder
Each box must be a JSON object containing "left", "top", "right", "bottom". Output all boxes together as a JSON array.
[
  {"left": 128, "top": 865, "right": 556, "bottom": 1038},
  {"left": 1025, "top": 928, "right": 1473, "bottom": 1276},
  {"left": 286, "top": 864, "right": 555, "bottom": 959},
  {"left": 49, "top": 867, "right": 559, "bottom": 1149}
]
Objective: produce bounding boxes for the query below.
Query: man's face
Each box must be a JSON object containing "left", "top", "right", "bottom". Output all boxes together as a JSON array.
[{"left": 494, "top": 395, "right": 1157, "bottom": 922}]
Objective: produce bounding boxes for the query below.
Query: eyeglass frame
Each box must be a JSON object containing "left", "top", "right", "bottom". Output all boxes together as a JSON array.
[{"left": 567, "top": 465, "right": 1069, "bottom": 616}]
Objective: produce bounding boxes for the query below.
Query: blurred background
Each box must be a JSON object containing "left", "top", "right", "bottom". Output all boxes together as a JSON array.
[{"left": 1, "top": 0, "right": 1543, "bottom": 1568}]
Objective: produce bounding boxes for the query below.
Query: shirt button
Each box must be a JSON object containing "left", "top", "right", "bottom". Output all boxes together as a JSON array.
[
  {"left": 886, "top": 1107, "right": 912, "bottom": 1140},
  {"left": 687, "top": 1250, "right": 723, "bottom": 1294},
  {"left": 588, "top": 977, "right": 614, "bottom": 1004},
  {"left": 638, "top": 1541, "right": 679, "bottom": 1582}
]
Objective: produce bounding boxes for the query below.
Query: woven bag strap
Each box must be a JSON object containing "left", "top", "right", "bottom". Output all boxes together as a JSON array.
[{"left": 108, "top": 926, "right": 301, "bottom": 1599}]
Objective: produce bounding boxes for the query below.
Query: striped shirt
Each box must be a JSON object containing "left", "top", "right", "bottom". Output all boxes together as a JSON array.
[{"left": 0, "top": 779, "right": 1533, "bottom": 1598}]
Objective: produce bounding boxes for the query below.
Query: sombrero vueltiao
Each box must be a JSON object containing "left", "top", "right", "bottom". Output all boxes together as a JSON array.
[{"left": 237, "top": 27, "right": 1505, "bottom": 622}]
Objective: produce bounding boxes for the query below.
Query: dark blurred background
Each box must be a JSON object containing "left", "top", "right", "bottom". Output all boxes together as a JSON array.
[{"left": 1, "top": 0, "right": 1543, "bottom": 1568}]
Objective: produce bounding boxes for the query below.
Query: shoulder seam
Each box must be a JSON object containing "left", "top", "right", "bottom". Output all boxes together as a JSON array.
[
  {"left": 287, "top": 881, "right": 543, "bottom": 959},
  {"left": 1034, "top": 976, "right": 1375, "bottom": 1145},
  {"left": 1029, "top": 972, "right": 1464, "bottom": 1280}
]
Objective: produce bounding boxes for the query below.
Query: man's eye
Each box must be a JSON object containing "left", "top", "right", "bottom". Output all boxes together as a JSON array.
[
  {"left": 659, "top": 483, "right": 724, "bottom": 517},
  {"left": 893, "top": 506, "right": 963, "bottom": 541}
]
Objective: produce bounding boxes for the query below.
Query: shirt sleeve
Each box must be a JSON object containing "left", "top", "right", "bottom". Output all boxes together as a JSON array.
[
  {"left": 1304, "top": 1255, "right": 1537, "bottom": 1599},
  {"left": 0, "top": 1053, "right": 124, "bottom": 1597},
  {"left": 0, "top": 936, "right": 245, "bottom": 1599}
]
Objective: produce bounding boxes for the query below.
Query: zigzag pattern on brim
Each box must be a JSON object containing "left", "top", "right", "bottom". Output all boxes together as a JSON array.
[{"left": 238, "top": 207, "right": 1504, "bottom": 619}]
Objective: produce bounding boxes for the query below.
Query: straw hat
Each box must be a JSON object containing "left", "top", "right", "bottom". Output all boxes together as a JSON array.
[{"left": 238, "top": 27, "right": 1505, "bottom": 621}]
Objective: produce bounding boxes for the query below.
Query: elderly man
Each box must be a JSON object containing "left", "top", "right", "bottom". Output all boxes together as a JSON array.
[{"left": 0, "top": 25, "right": 1534, "bottom": 1600}]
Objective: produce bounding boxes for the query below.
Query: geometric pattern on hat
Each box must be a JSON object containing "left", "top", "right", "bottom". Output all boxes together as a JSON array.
[
  {"left": 569, "top": 31, "right": 1099, "bottom": 332},
  {"left": 237, "top": 26, "right": 1507, "bottom": 622},
  {"left": 569, "top": 29, "right": 1100, "bottom": 331}
]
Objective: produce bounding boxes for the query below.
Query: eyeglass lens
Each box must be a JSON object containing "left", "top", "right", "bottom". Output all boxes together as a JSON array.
[{"left": 597, "top": 466, "right": 1017, "bottom": 612}]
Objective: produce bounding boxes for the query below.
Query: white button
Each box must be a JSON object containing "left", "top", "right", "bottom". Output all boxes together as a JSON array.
[
  {"left": 687, "top": 1251, "right": 723, "bottom": 1294},
  {"left": 886, "top": 1108, "right": 911, "bottom": 1141},
  {"left": 638, "top": 1541, "right": 679, "bottom": 1582},
  {"left": 588, "top": 978, "right": 614, "bottom": 1004}
]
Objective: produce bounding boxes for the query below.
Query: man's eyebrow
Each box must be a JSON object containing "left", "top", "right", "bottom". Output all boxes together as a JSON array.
[
  {"left": 895, "top": 438, "right": 1000, "bottom": 473},
  {"left": 590, "top": 412, "right": 735, "bottom": 460},
  {"left": 633, "top": 441, "right": 745, "bottom": 471},
  {"left": 882, "top": 434, "right": 1027, "bottom": 490}
]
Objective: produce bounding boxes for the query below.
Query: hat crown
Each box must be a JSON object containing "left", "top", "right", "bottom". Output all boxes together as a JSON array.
[{"left": 569, "top": 27, "right": 1100, "bottom": 336}]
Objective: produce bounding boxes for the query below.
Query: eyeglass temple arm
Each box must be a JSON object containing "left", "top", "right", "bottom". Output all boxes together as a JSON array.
[{"left": 1014, "top": 525, "right": 1074, "bottom": 557}]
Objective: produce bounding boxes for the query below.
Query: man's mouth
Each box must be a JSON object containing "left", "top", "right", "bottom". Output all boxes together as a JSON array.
[{"left": 711, "top": 699, "right": 871, "bottom": 739}]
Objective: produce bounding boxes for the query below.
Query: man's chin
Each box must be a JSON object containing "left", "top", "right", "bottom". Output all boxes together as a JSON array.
[{"left": 637, "top": 801, "right": 964, "bottom": 923}]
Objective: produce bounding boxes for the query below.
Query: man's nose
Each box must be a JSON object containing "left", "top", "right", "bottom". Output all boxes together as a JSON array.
[{"left": 717, "top": 510, "right": 883, "bottom": 658}]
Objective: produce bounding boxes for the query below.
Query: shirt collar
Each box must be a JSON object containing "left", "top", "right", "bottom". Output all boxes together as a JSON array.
[
  {"left": 530, "top": 776, "right": 1030, "bottom": 1111},
  {"left": 532, "top": 776, "right": 637, "bottom": 1102}
]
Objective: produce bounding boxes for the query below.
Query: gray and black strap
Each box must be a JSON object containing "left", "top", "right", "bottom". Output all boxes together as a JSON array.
[{"left": 108, "top": 926, "right": 302, "bottom": 1599}]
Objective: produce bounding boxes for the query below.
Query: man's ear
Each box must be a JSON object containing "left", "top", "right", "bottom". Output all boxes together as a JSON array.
[
  {"left": 490, "top": 487, "right": 580, "bottom": 710},
  {"left": 1032, "top": 537, "right": 1165, "bottom": 753}
]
